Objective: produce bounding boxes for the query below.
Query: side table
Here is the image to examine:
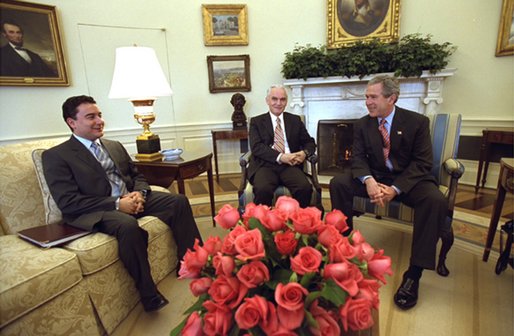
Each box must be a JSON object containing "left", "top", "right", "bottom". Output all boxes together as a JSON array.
[
  {"left": 482, "top": 158, "right": 514, "bottom": 262},
  {"left": 133, "top": 152, "right": 216, "bottom": 225},
  {"left": 475, "top": 128, "right": 514, "bottom": 192},
  {"left": 211, "top": 129, "right": 248, "bottom": 182}
]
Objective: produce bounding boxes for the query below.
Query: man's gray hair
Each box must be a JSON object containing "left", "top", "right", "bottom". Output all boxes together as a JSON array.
[
  {"left": 368, "top": 75, "right": 400, "bottom": 100},
  {"left": 266, "top": 84, "right": 288, "bottom": 98}
]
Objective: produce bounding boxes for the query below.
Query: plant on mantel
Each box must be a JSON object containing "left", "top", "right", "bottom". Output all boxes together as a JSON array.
[{"left": 281, "top": 34, "right": 456, "bottom": 80}]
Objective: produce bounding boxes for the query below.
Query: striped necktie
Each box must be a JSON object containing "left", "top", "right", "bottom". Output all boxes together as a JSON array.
[
  {"left": 91, "top": 142, "right": 128, "bottom": 197},
  {"left": 378, "top": 119, "right": 390, "bottom": 163},
  {"left": 273, "top": 117, "right": 285, "bottom": 153}
]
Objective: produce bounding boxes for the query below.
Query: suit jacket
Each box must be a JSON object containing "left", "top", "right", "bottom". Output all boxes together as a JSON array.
[
  {"left": 248, "top": 112, "right": 316, "bottom": 179},
  {"left": 42, "top": 136, "right": 150, "bottom": 230},
  {"left": 0, "top": 44, "right": 56, "bottom": 77},
  {"left": 351, "top": 107, "right": 436, "bottom": 194}
]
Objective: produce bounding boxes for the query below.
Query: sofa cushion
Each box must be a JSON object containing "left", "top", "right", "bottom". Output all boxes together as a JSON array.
[
  {"left": 64, "top": 216, "right": 172, "bottom": 275},
  {"left": 31, "top": 149, "right": 63, "bottom": 225},
  {"left": 0, "top": 235, "right": 83, "bottom": 328}
]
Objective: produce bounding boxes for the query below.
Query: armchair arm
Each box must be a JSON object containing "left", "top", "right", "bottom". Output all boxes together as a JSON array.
[
  {"left": 305, "top": 153, "right": 321, "bottom": 193},
  {"left": 238, "top": 151, "right": 252, "bottom": 198},
  {"left": 443, "top": 158, "right": 465, "bottom": 217}
]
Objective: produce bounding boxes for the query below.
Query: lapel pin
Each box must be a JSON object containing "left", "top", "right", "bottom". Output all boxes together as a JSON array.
[{"left": 397, "top": 131, "right": 402, "bottom": 135}]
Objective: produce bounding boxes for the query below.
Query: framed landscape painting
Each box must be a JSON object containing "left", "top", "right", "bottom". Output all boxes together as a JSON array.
[
  {"left": 202, "top": 4, "right": 248, "bottom": 46},
  {"left": 0, "top": 0, "right": 69, "bottom": 86},
  {"left": 327, "top": 0, "right": 400, "bottom": 48},
  {"left": 207, "top": 54, "right": 250, "bottom": 93}
]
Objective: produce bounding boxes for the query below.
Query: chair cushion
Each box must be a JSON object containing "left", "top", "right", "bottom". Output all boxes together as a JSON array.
[
  {"left": 31, "top": 149, "right": 63, "bottom": 225},
  {"left": 0, "top": 235, "right": 83, "bottom": 328},
  {"left": 63, "top": 216, "right": 171, "bottom": 275}
]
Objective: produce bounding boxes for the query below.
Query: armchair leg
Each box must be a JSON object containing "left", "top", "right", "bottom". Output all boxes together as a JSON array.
[{"left": 436, "top": 228, "right": 454, "bottom": 277}]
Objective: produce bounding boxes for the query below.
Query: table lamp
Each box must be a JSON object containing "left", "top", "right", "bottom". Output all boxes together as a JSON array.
[{"left": 108, "top": 46, "right": 172, "bottom": 162}]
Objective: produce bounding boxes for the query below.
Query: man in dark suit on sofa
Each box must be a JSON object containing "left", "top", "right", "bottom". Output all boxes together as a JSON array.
[
  {"left": 0, "top": 20, "right": 56, "bottom": 77},
  {"left": 42, "top": 95, "right": 202, "bottom": 312},
  {"left": 248, "top": 85, "right": 316, "bottom": 208},
  {"left": 329, "top": 75, "right": 448, "bottom": 310}
]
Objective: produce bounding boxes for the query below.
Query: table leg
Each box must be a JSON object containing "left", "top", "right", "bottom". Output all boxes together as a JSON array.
[
  {"left": 207, "top": 166, "right": 216, "bottom": 226},
  {"left": 481, "top": 142, "right": 492, "bottom": 189},
  {"left": 482, "top": 166, "right": 506, "bottom": 262},
  {"left": 475, "top": 135, "right": 487, "bottom": 193},
  {"left": 177, "top": 179, "right": 186, "bottom": 195},
  {"left": 212, "top": 134, "right": 219, "bottom": 183}
]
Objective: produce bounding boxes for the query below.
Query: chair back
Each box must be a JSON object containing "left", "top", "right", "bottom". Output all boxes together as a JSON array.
[{"left": 429, "top": 113, "right": 462, "bottom": 186}]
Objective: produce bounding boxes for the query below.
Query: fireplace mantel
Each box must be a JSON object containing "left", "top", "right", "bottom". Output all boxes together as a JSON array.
[{"left": 283, "top": 68, "right": 456, "bottom": 141}]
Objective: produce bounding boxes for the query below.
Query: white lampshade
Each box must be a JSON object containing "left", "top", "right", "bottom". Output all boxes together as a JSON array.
[{"left": 108, "top": 46, "right": 172, "bottom": 99}]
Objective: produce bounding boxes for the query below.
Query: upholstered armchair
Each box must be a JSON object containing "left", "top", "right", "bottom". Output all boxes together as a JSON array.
[
  {"left": 238, "top": 151, "right": 324, "bottom": 214},
  {"left": 352, "top": 113, "right": 465, "bottom": 276}
]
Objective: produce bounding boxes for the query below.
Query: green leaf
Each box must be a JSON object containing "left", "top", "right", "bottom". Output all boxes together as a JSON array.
[
  {"left": 305, "top": 290, "right": 322, "bottom": 307},
  {"left": 169, "top": 316, "right": 188, "bottom": 336},
  {"left": 321, "top": 279, "right": 348, "bottom": 306},
  {"left": 183, "top": 294, "right": 208, "bottom": 315}
]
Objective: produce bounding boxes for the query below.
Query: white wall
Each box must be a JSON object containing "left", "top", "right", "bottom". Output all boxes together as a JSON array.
[{"left": 1, "top": 0, "right": 513, "bottom": 179}]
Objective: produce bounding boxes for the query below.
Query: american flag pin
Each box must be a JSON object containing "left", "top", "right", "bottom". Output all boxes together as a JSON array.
[{"left": 397, "top": 131, "right": 402, "bottom": 135}]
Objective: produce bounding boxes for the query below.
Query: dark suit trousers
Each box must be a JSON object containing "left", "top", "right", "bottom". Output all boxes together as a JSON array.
[
  {"left": 95, "top": 191, "right": 202, "bottom": 298},
  {"left": 330, "top": 171, "right": 448, "bottom": 270},
  {"left": 252, "top": 164, "right": 312, "bottom": 208}
]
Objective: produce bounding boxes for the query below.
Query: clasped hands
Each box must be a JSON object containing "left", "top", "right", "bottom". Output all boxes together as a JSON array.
[
  {"left": 279, "top": 150, "right": 307, "bottom": 166},
  {"left": 365, "top": 177, "right": 397, "bottom": 207},
  {"left": 119, "top": 191, "right": 146, "bottom": 215}
]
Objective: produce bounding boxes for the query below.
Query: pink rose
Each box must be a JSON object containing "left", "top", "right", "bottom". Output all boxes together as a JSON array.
[
  {"left": 328, "top": 237, "right": 357, "bottom": 263},
  {"left": 212, "top": 253, "right": 236, "bottom": 276},
  {"left": 274, "top": 230, "right": 298, "bottom": 255},
  {"left": 214, "top": 204, "right": 240, "bottom": 229},
  {"left": 317, "top": 224, "right": 343, "bottom": 248},
  {"left": 203, "top": 236, "right": 222, "bottom": 256},
  {"left": 274, "top": 196, "right": 300, "bottom": 218},
  {"left": 190, "top": 277, "right": 213, "bottom": 296},
  {"left": 181, "top": 311, "right": 202, "bottom": 336},
  {"left": 357, "top": 279, "right": 381, "bottom": 309},
  {"left": 202, "top": 300, "right": 233, "bottom": 336},
  {"left": 277, "top": 305, "right": 304, "bottom": 330},
  {"left": 367, "top": 249, "right": 393, "bottom": 284},
  {"left": 356, "top": 242, "right": 375, "bottom": 262},
  {"left": 234, "top": 229, "right": 266, "bottom": 262},
  {"left": 339, "top": 297, "right": 374, "bottom": 332},
  {"left": 236, "top": 261, "right": 270, "bottom": 288},
  {"left": 324, "top": 209, "right": 349, "bottom": 233},
  {"left": 208, "top": 275, "right": 248, "bottom": 309},
  {"left": 178, "top": 239, "right": 209, "bottom": 279},
  {"left": 243, "top": 203, "right": 270, "bottom": 227},
  {"left": 323, "top": 262, "right": 363, "bottom": 297},
  {"left": 350, "top": 230, "right": 366, "bottom": 245},
  {"left": 290, "top": 207, "right": 322, "bottom": 234},
  {"left": 290, "top": 246, "right": 323, "bottom": 275},
  {"left": 309, "top": 300, "right": 341, "bottom": 336},
  {"left": 275, "top": 282, "right": 308, "bottom": 311},
  {"left": 262, "top": 208, "right": 287, "bottom": 232},
  {"left": 235, "top": 295, "right": 278, "bottom": 334},
  {"left": 221, "top": 225, "right": 247, "bottom": 255}
]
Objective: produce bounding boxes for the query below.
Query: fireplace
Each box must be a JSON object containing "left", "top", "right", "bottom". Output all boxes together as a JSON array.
[{"left": 317, "top": 119, "right": 357, "bottom": 176}]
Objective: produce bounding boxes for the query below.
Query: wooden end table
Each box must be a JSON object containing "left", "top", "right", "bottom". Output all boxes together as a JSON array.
[
  {"left": 211, "top": 129, "right": 248, "bottom": 182},
  {"left": 482, "top": 158, "right": 514, "bottom": 262},
  {"left": 133, "top": 152, "right": 216, "bottom": 225}
]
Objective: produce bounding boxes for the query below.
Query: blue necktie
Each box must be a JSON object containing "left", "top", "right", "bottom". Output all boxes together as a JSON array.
[{"left": 91, "top": 142, "right": 128, "bottom": 197}]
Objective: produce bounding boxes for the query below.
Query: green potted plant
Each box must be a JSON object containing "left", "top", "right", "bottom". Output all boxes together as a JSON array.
[{"left": 281, "top": 34, "right": 456, "bottom": 80}]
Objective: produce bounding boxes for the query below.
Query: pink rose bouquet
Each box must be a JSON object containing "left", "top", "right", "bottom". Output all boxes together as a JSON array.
[{"left": 171, "top": 196, "right": 393, "bottom": 336}]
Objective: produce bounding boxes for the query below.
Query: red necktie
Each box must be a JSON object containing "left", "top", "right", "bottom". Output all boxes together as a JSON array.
[
  {"left": 378, "top": 119, "right": 390, "bottom": 163},
  {"left": 273, "top": 118, "right": 285, "bottom": 153}
]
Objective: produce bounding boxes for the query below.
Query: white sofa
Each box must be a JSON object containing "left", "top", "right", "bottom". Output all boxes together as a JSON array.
[{"left": 0, "top": 140, "right": 178, "bottom": 335}]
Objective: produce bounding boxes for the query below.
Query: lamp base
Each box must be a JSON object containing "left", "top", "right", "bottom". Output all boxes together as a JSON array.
[{"left": 136, "top": 134, "right": 162, "bottom": 162}]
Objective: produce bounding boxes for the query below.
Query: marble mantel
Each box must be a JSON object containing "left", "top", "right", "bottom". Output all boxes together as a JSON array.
[{"left": 283, "top": 68, "right": 456, "bottom": 141}]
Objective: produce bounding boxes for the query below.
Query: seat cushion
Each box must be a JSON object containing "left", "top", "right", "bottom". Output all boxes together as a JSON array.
[
  {"left": 63, "top": 216, "right": 172, "bottom": 275},
  {"left": 0, "top": 235, "right": 83, "bottom": 328}
]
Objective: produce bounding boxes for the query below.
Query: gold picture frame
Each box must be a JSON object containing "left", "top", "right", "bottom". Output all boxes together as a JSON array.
[
  {"left": 0, "top": 0, "right": 69, "bottom": 86},
  {"left": 207, "top": 54, "right": 251, "bottom": 93},
  {"left": 496, "top": 0, "right": 514, "bottom": 56},
  {"left": 202, "top": 4, "right": 248, "bottom": 46},
  {"left": 327, "top": 0, "right": 400, "bottom": 48}
]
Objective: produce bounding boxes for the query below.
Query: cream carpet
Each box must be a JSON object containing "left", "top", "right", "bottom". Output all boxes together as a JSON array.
[{"left": 112, "top": 215, "right": 513, "bottom": 336}]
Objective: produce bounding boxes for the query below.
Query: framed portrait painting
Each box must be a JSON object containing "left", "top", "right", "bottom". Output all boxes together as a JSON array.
[
  {"left": 327, "top": 0, "right": 400, "bottom": 48},
  {"left": 207, "top": 54, "right": 251, "bottom": 93},
  {"left": 202, "top": 4, "right": 248, "bottom": 46},
  {"left": 496, "top": 0, "right": 514, "bottom": 56},
  {"left": 0, "top": 0, "right": 68, "bottom": 86}
]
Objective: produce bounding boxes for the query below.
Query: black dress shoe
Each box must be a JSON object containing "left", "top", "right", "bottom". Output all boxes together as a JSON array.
[
  {"left": 394, "top": 276, "right": 419, "bottom": 310},
  {"left": 142, "top": 292, "right": 169, "bottom": 312}
]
